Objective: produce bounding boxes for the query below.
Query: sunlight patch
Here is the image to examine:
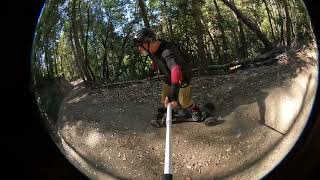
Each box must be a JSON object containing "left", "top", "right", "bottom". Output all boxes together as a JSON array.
[
  {"left": 264, "top": 70, "right": 313, "bottom": 134},
  {"left": 85, "top": 130, "right": 102, "bottom": 148},
  {"left": 71, "top": 79, "right": 84, "bottom": 86},
  {"left": 279, "top": 97, "right": 299, "bottom": 130},
  {"left": 68, "top": 93, "right": 88, "bottom": 104},
  {"left": 61, "top": 123, "right": 78, "bottom": 139}
]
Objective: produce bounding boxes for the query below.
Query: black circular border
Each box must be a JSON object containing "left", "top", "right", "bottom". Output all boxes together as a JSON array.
[{"left": 4, "top": 0, "right": 319, "bottom": 179}]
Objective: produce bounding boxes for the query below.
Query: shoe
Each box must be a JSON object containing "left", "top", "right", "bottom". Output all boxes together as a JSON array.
[
  {"left": 190, "top": 105, "right": 202, "bottom": 122},
  {"left": 160, "top": 110, "right": 176, "bottom": 125},
  {"left": 204, "top": 117, "right": 219, "bottom": 126},
  {"left": 201, "top": 111, "right": 210, "bottom": 121},
  {"left": 156, "top": 107, "right": 166, "bottom": 120},
  {"left": 150, "top": 107, "right": 167, "bottom": 128},
  {"left": 150, "top": 119, "right": 161, "bottom": 128}
]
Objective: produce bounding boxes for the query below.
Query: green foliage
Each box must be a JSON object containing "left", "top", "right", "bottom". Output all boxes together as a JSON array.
[
  {"left": 35, "top": 77, "right": 73, "bottom": 120},
  {"left": 32, "top": 0, "right": 314, "bottom": 86}
]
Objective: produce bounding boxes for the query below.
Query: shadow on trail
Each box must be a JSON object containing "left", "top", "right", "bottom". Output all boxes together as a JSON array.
[
  {"left": 201, "top": 73, "right": 315, "bottom": 180},
  {"left": 52, "top": 47, "right": 317, "bottom": 179}
]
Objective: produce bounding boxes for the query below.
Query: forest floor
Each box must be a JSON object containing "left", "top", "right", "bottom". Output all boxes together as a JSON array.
[{"left": 48, "top": 44, "right": 318, "bottom": 180}]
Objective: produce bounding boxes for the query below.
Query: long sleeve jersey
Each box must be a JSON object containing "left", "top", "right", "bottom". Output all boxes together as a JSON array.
[{"left": 149, "top": 40, "right": 192, "bottom": 101}]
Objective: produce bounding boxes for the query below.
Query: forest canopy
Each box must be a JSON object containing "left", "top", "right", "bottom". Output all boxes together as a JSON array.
[{"left": 32, "top": 0, "right": 314, "bottom": 85}]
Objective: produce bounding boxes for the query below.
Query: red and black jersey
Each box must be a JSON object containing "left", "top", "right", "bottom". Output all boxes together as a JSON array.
[{"left": 149, "top": 40, "right": 192, "bottom": 87}]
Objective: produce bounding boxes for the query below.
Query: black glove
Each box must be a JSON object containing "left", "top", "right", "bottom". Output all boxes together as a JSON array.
[
  {"left": 168, "top": 84, "right": 179, "bottom": 102},
  {"left": 148, "top": 68, "right": 155, "bottom": 78}
]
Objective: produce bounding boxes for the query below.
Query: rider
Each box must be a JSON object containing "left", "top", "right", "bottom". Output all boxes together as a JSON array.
[{"left": 133, "top": 28, "right": 203, "bottom": 125}]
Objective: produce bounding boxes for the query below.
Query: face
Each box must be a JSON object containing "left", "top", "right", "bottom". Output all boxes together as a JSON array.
[{"left": 138, "top": 42, "right": 150, "bottom": 57}]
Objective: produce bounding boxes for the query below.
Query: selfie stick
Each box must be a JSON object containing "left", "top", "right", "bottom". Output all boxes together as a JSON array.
[{"left": 164, "top": 103, "right": 173, "bottom": 180}]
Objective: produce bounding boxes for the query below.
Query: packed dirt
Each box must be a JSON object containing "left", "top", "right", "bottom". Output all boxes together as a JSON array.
[{"left": 47, "top": 45, "right": 318, "bottom": 180}]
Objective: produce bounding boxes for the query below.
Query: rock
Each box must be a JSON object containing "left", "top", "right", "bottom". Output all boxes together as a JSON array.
[
  {"left": 236, "top": 133, "right": 241, "bottom": 138},
  {"left": 122, "top": 154, "right": 126, "bottom": 161},
  {"left": 186, "top": 165, "right": 192, "bottom": 169}
]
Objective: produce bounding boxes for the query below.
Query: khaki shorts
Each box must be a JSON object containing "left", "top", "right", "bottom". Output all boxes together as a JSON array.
[{"left": 161, "top": 83, "right": 194, "bottom": 108}]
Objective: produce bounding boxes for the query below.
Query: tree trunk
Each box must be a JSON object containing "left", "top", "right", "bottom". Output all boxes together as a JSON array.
[
  {"left": 291, "top": 2, "right": 298, "bottom": 41},
  {"left": 33, "top": 51, "right": 42, "bottom": 79},
  {"left": 66, "top": 54, "right": 77, "bottom": 79},
  {"left": 44, "top": 42, "right": 54, "bottom": 79},
  {"left": 275, "top": 1, "right": 285, "bottom": 45},
  {"left": 238, "top": 21, "right": 248, "bottom": 60},
  {"left": 206, "top": 27, "right": 221, "bottom": 63},
  {"left": 101, "top": 36, "right": 110, "bottom": 82},
  {"left": 102, "top": 53, "right": 109, "bottom": 82},
  {"left": 43, "top": 45, "right": 49, "bottom": 78},
  {"left": 71, "top": 0, "right": 93, "bottom": 82},
  {"left": 288, "top": 1, "right": 296, "bottom": 40},
  {"left": 282, "top": 0, "right": 292, "bottom": 46},
  {"left": 162, "top": 0, "right": 174, "bottom": 40},
  {"left": 78, "top": 1, "right": 87, "bottom": 54},
  {"left": 137, "top": 0, "right": 150, "bottom": 28},
  {"left": 190, "top": 0, "right": 207, "bottom": 71},
  {"left": 230, "top": 0, "right": 247, "bottom": 60},
  {"left": 60, "top": 53, "right": 63, "bottom": 75},
  {"left": 69, "top": 27, "right": 85, "bottom": 81},
  {"left": 54, "top": 50, "right": 58, "bottom": 76},
  {"left": 114, "top": 22, "right": 135, "bottom": 81},
  {"left": 220, "top": 0, "right": 273, "bottom": 51},
  {"left": 213, "top": 0, "right": 229, "bottom": 61},
  {"left": 199, "top": 9, "right": 221, "bottom": 63},
  {"left": 84, "top": 6, "right": 95, "bottom": 81},
  {"left": 269, "top": 0, "right": 281, "bottom": 43},
  {"left": 262, "top": 0, "right": 275, "bottom": 41},
  {"left": 48, "top": 52, "right": 54, "bottom": 78}
]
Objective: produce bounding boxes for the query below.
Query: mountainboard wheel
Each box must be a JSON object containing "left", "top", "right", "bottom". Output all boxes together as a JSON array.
[
  {"left": 204, "top": 117, "right": 220, "bottom": 126},
  {"left": 150, "top": 119, "right": 161, "bottom": 128}
]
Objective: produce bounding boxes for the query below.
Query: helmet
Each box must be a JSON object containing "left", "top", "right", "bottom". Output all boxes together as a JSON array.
[{"left": 133, "top": 28, "right": 156, "bottom": 45}]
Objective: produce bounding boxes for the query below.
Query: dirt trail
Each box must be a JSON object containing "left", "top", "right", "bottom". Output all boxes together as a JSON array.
[{"left": 50, "top": 46, "right": 318, "bottom": 180}]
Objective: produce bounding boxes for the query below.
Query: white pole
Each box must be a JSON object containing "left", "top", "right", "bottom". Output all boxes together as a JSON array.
[{"left": 164, "top": 103, "right": 173, "bottom": 178}]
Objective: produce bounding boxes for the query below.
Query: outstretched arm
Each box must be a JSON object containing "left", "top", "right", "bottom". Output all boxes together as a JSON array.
[
  {"left": 169, "top": 65, "right": 182, "bottom": 101},
  {"left": 162, "top": 48, "right": 184, "bottom": 105},
  {"left": 148, "top": 61, "right": 158, "bottom": 79}
]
